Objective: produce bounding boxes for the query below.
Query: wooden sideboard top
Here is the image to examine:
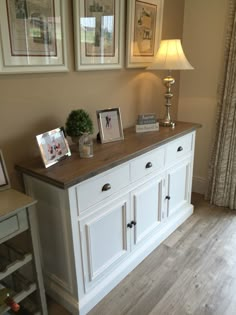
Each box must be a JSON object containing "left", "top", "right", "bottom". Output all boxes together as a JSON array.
[{"left": 16, "top": 122, "right": 201, "bottom": 189}]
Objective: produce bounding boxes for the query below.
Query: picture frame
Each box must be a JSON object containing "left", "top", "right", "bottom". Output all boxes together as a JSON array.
[
  {"left": 36, "top": 127, "right": 71, "bottom": 168},
  {"left": 126, "top": 0, "right": 164, "bottom": 68},
  {"left": 97, "top": 108, "right": 124, "bottom": 143},
  {"left": 73, "top": 0, "right": 124, "bottom": 71},
  {"left": 0, "top": 150, "right": 10, "bottom": 191},
  {"left": 0, "top": 0, "right": 68, "bottom": 74}
]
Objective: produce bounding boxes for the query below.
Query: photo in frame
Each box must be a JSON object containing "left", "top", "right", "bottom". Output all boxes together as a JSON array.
[
  {"left": 0, "top": 150, "right": 10, "bottom": 191},
  {"left": 126, "top": 0, "right": 164, "bottom": 68},
  {"left": 97, "top": 108, "right": 124, "bottom": 143},
  {"left": 0, "top": 0, "right": 68, "bottom": 74},
  {"left": 36, "top": 127, "right": 71, "bottom": 168},
  {"left": 73, "top": 0, "right": 124, "bottom": 70}
]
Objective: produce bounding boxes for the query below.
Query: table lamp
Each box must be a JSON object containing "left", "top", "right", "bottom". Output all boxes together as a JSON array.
[{"left": 147, "top": 39, "right": 194, "bottom": 127}]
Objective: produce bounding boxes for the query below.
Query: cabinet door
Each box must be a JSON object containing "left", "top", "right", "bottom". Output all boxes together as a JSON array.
[
  {"left": 131, "top": 176, "right": 163, "bottom": 248},
  {"left": 166, "top": 158, "right": 191, "bottom": 217},
  {"left": 80, "top": 195, "right": 130, "bottom": 292}
]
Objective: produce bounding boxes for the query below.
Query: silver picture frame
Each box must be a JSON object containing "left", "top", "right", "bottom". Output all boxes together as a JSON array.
[
  {"left": 97, "top": 108, "right": 124, "bottom": 143},
  {"left": 36, "top": 127, "right": 71, "bottom": 168},
  {"left": 0, "top": 149, "right": 10, "bottom": 191}
]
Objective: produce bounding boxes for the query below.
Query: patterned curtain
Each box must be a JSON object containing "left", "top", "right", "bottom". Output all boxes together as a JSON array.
[{"left": 206, "top": 0, "right": 236, "bottom": 209}]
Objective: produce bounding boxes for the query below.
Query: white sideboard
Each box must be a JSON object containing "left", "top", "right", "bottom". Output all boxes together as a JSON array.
[{"left": 16, "top": 122, "right": 200, "bottom": 315}]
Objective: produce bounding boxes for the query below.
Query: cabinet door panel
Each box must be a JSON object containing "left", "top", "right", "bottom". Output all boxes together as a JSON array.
[
  {"left": 80, "top": 197, "right": 130, "bottom": 291},
  {"left": 132, "top": 177, "right": 162, "bottom": 247},
  {"left": 167, "top": 159, "right": 191, "bottom": 217}
]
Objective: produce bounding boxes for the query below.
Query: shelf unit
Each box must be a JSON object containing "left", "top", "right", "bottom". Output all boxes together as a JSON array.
[{"left": 0, "top": 189, "right": 47, "bottom": 314}]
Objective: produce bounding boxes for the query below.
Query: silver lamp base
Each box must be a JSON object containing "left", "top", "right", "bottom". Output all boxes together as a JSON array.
[
  {"left": 159, "top": 120, "right": 176, "bottom": 128},
  {"left": 159, "top": 120, "right": 173, "bottom": 127},
  {"left": 161, "top": 73, "right": 175, "bottom": 127}
]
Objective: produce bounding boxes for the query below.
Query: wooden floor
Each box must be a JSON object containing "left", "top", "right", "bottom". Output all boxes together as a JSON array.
[{"left": 48, "top": 193, "right": 236, "bottom": 315}]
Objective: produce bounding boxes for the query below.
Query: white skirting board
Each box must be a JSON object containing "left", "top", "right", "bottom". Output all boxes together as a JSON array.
[{"left": 192, "top": 176, "right": 207, "bottom": 195}]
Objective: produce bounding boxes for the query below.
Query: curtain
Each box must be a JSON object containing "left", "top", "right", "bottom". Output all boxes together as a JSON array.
[{"left": 206, "top": 0, "right": 236, "bottom": 209}]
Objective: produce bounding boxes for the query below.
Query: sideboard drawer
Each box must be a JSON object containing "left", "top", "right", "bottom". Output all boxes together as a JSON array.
[
  {"left": 166, "top": 133, "right": 193, "bottom": 165},
  {"left": 0, "top": 209, "right": 28, "bottom": 242},
  {"left": 130, "top": 147, "right": 165, "bottom": 182},
  {"left": 76, "top": 164, "right": 130, "bottom": 213}
]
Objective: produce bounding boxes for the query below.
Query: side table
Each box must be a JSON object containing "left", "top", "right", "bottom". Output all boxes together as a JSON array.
[{"left": 0, "top": 189, "right": 47, "bottom": 314}]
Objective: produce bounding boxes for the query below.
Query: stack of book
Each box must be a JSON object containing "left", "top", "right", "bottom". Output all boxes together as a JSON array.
[{"left": 136, "top": 113, "right": 159, "bottom": 133}]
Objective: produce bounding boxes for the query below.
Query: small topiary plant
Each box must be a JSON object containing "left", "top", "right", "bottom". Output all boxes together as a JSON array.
[{"left": 65, "top": 109, "right": 93, "bottom": 138}]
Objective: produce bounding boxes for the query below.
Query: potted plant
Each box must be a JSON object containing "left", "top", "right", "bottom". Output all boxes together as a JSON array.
[{"left": 65, "top": 109, "right": 93, "bottom": 144}]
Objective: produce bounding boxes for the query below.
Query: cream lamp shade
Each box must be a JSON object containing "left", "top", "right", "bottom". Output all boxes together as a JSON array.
[
  {"left": 147, "top": 39, "right": 194, "bottom": 70},
  {"left": 147, "top": 39, "right": 194, "bottom": 127}
]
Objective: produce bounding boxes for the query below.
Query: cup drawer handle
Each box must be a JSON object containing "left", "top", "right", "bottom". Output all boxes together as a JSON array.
[
  {"left": 145, "top": 162, "right": 153, "bottom": 169},
  {"left": 102, "top": 183, "right": 111, "bottom": 192},
  {"left": 177, "top": 146, "right": 183, "bottom": 152}
]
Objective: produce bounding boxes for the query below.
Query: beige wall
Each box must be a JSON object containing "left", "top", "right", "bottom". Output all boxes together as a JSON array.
[
  {"left": 178, "top": 0, "right": 229, "bottom": 194},
  {"left": 0, "top": 0, "right": 184, "bottom": 190}
]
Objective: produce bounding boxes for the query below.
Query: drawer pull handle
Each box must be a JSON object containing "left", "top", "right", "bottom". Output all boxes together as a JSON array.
[
  {"left": 177, "top": 146, "right": 183, "bottom": 152},
  {"left": 165, "top": 196, "right": 171, "bottom": 200},
  {"left": 146, "top": 162, "right": 153, "bottom": 169},
  {"left": 127, "top": 223, "right": 133, "bottom": 228},
  {"left": 131, "top": 221, "right": 137, "bottom": 226},
  {"left": 102, "top": 183, "right": 111, "bottom": 192}
]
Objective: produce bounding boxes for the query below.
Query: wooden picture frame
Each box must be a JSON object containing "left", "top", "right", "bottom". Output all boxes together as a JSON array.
[
  {"left": 97, "top": 108, "right": 124, "bottom": 143},
  {"left": 0, "top": 0, "right": 68, "bottom": 74},
  {"left": 73, "top": 0, "right": 124, "bottom": 71},
  {"left": 36, "top": 127, "right": 71, "bottom": 168},
  {"left": 0, "top": 150, "right": 10, "bottom": 191},
  {"left": 126, "top": 0, "right": 163, "bottom": 68}
]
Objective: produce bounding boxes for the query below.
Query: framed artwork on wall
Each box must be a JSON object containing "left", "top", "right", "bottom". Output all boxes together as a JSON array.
[
  {"left": 73, "top": 0, "right": 124, "bottom": 71},
  {"left": 97, "top": 108, "right": 124, "bottom": 143},
  {"left": 0, "top": 150, "right": 10, "bottom": 191},
  {"left": 0, "top": 0, "right": 68, "bottom": 74},
  {"left": 36, "top": 127, "right": 71, "bottom": 168},
  {"left": 126, "top": 0, "right": 164, "bottom": 68}
]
